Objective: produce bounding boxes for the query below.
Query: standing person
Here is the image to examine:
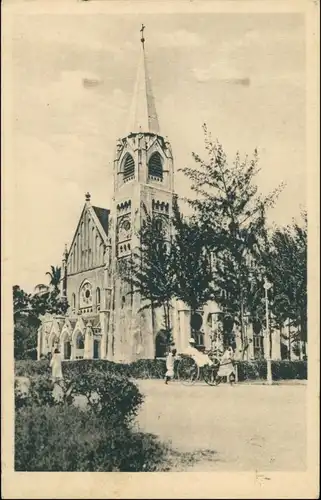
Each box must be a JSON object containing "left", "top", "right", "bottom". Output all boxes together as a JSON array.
[
  {"left": 50, "top": 348, "right": 63, "bottom": 383},
  {"left": 216, "top": 346, "right": 235, "bottom": 385},
  {"left": 165, "top": 347, "right": 177, "bottom": 384}
]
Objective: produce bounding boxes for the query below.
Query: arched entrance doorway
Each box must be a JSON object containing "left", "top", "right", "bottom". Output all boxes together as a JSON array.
[
  {"left": 221, "top": 314, "right": 235, "bottom": 348},
  {"left": 252, "top": 319, "right": 264, "bottom": 359},
  {"left": 190, "top": 312, "right": 204, "bottom": 349},
  {"left": 155, "top": 330, "right": 170, "bottom": 358},
  {"left": 64, "top": 341, "right": 71, "bottom": 360},
  {"left": 93, "top": 339, "right": 100, "bottom": 359}
]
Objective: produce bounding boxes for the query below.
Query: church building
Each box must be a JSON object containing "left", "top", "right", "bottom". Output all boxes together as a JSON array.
[{"left": 37, "top": 28, "right": 283, "bottom": 363}]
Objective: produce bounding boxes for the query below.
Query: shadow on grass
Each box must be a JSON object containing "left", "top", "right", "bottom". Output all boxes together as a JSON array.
[
  {"left": 165, "top": 447, "right": 219, "bottom": 472},
  {"left": 137, "top": 432, "right": 218, "bottom": 472}
]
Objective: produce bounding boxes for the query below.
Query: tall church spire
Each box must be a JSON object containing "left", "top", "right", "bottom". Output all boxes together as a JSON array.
[{"left": 126, "top": 24, "right": 160, "bottom": 136}]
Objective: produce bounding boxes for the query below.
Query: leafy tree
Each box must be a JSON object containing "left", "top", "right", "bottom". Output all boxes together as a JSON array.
[
  {"left": 13, "top": 269, "right": 68, "bottom": 360},
  {"left": 171, "top": 200, "right": 216, "bottom": 334},
  {"left": 30, "top": 289, "right": 68, "bottom": 317},
  {"left": 13, "top": 286, "right": 39, "bottom": 359},
  {"left": 259, "top": 211, "right": 307, "bottom": 358},
  {"left": 180, "top": 124, "right": 283, "bottom": 351},
  {"left": 13, "top": 285, "right": 32, "bottom": 318},
  {"left": 121, "top": 200, "right": 219, "bottom": 342},
  {"left": 14, "top": 315, "right": 39, "bottom": 360}
]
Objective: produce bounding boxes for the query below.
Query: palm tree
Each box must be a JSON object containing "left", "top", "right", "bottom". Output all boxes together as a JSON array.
[{"left": 46, "top": 266, "right": 62, "bottom": 294}]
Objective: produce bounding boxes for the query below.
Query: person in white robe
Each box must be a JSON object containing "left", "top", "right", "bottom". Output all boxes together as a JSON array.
[
  {"left": 50, "top": 348, "right": 63, "bottom": 382},
  {"left": 165, "top": 348, "right": 177, "bottom": 384},
  {"left": 216, "top": 346, "right": 235, "bottom": 384},
  {"left": 183, "top": 338, "right": 213, "bottom": 367}
]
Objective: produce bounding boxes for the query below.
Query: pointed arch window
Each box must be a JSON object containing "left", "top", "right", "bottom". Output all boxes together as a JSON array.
[
  {"left": 96, "top": 287, "right": 101, "bottom": 306},
  {"left": 75, "top": 333, "right": 84, "bottom": 350},
  {"left": 63, "top": 341, "right": 71, "bottom": 360},
  {"left": 148, "top": 152, "right": 163, "bottom": 180},
  {"left": 73, "top": 245, "right": 77, "bottom": 272},
  {"left": 123, "top": 154, "right": 135, "bottom": 181},
  {"left": 72, "top": 293, "right": 76, "bottom": 310},
  {"left": 155, "top": 218, "right": 163, "bottom": 232}
]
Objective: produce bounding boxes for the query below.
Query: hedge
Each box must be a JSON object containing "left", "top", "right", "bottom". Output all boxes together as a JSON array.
[
  {"left": 236, "top": 360, "right": 307, "bottom": 381},
  {"left": 15, "top": 358, "right": 307, "bottom": 381},
  {"left": 15, "top": 358, "right": 167, "bottom": 379}
]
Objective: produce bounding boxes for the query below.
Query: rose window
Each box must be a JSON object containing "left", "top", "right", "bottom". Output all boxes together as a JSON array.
[{"left": 80, "top": 282, "right": 93, "bottom": 309}]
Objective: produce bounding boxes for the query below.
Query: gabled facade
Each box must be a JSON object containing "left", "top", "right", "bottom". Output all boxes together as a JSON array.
[{"left": 61, "top": 193, "right": 110, "bottom": 316}]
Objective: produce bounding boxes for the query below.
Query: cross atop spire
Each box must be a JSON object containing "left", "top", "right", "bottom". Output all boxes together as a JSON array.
[{"left": 126, "top": 24, "right": 160, "bottom": 136}]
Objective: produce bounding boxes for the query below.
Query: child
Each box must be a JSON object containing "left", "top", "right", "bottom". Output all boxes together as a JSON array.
[{"left": 165, "top": 347, "right": 177, "bottom": 384}]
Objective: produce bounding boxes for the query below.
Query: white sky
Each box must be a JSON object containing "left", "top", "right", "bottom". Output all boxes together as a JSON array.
[{"left": 8, "top": 10, "right": 306, "bottom": 292}]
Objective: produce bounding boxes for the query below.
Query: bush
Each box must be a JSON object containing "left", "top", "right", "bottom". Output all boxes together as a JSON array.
[
  {"left": 15, "top": 404, "right": 168, "bottom": 471},
  {"left": 15, "top": 368, "right": 143, "bottom": 427},
  {"left": 14, "top": 379, "right": 30, "bottom": 410},
  {"left": 15, "top": 376, "right": 56, "bottom": 409},
  {"left": 14, "top": 358, "right": 173, "bottom": 472},
  {"left": 236, "top": 360, "right": 307, "bottom": 381},
  {"left": 65, "top": 370, "right": 144, "bottom": 426},
  {"left": 15, "top": 358, "right": 50, "bottom": 377}
]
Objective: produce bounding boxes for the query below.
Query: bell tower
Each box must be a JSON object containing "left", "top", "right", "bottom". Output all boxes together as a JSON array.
[{"left": 110, "top": 25, "right": 175, "bottom": 362}]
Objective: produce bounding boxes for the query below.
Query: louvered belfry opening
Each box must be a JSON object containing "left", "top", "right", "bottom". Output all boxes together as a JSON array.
[
  {"left": 148, "top": 152, "right": 163, "bottom": 180},
  {"left": 123, "top": 154, "right": 135, "bottom": 181}
]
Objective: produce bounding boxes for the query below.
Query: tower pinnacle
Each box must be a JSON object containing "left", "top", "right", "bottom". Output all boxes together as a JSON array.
[{"left": 126, "top": 24, "right": 160, "bottom": 136}]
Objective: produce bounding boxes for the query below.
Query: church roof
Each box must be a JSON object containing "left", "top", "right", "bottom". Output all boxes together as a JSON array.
[
  {"left": 126, "top": 26, "right": 160, "bottom": 136},
  {"left": 92, "top": 206, "right": 109, "bottom": 236},
  {"left": 66, "top": 195, "right": 109, "bottom": 264}
]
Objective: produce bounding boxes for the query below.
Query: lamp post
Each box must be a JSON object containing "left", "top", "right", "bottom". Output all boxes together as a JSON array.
[{"left": 263, "top": 278, "right": 273, "bottom": 385}]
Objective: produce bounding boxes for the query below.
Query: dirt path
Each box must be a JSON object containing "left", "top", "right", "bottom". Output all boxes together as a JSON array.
[{"left": 135, "top": 379, "right": 306, "bottom": 471}]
